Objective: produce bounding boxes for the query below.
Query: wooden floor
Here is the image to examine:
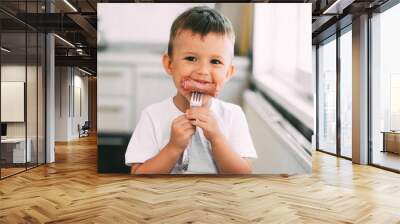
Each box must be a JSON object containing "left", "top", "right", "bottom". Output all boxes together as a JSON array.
[
  {"left": 0, "top": 167, "right": 26, "bottom": 178},
  {"left": 1, "top": 134, "right": 400, "bottom": 223},
  {"left": 1, "top": 163, "right": 46, "bottom": 178},
  {"left": 372, "top": 150, "right": 400, "bottom": 171}
]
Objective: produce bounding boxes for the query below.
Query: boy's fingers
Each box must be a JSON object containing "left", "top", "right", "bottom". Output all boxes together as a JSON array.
[
  {"left": 181, "top": 123, "right": 195, "bottom": 130},
  {"left": 183, "top": 132, "right": 194, "bottom": 140},
  {"left": 185, "top": 127, "right": 196, "bottom": 134},
  {"left": 187, "top": 107, "right": 209, "bottom": 114},
  {"left": 186, "top": 113, "right": 209, "bottom": 122},
  {"left": 182, "top": 126, "right": 195, "bottom": 136},
  {"left": 190, "top": 119, "right": 207, "bottom": 128},
  {"left": 187, "top": 109, "right": 214, "bottom": 120},
  {"left": 174, "top": 115, "right": 191, "bottom": 126},
  {"left": 180, "top": 119, "right": 195, "bottom": 127}
]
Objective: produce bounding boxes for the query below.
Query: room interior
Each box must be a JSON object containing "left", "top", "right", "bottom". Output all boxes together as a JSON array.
[{"left": 0, "top": 0, "right": 399, "bottom": 223}]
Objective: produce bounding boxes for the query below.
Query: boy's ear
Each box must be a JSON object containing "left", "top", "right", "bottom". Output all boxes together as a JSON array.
[
  {"left": 162, "top": 52, "right": 173, "bottom": 76},
  {"left": 225, "top": 64, "right": 236, "bottom": 80}
]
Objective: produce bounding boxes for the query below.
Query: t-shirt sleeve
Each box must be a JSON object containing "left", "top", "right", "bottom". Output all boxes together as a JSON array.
[
  {"left": 125, "top": 111, "right": 159, "bottom": 166},
  {"left": 228, "top": 106, "right": 258, "bottom": 159}
]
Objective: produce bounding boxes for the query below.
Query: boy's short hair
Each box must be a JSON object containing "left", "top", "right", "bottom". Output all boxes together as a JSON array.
[{"left": 167, "top": 6, "right": 235, "bottom": 57}]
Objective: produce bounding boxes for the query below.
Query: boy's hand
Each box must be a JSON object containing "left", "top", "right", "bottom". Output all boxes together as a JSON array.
[
  {"left": 186, "top": 107, "right": 222, "bottom": 143},
  {"left": 168, "top": 115, "right": 196, "bottom": 153}
]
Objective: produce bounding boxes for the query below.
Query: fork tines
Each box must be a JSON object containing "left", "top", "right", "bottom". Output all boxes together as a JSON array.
[{"left": 190, "top": 92, "right": 202, "bottom": 107}]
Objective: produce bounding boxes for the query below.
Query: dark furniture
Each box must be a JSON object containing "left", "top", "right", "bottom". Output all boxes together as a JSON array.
[
  {"left": 78, "top": 121, "right": 90, "bottom": 138},
  {"left": 382, "top": 131, "right": 400, "bottom": 154},
  {"left": 97, "top": 132, "right": 131, "bottom": 173},
  {"left": 1, "top": 123, "right": 7, "bottom": 137}
]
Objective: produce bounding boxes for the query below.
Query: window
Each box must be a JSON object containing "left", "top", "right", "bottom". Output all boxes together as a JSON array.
[
  {"left": 339, "top": 28, "right": 352, "bottom": 158},
  {"left": 317, "top": 36, "right": 337, "bottom": 154},
  {"left": 252, "top": 4, "right": 313, "bottom": 129},
  {"left": 0, "top": 1, "right": 47, "bottom": 179},
  {"left": 370, "top": 2, "right": 400, "bottom": 171}
]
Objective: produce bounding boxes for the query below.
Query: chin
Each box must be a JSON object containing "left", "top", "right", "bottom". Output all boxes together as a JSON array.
[
  {"left": 180, "top": 90, "right": 191, "bottom": 100},
  {"left": 184, "top": 95, "right": 191, "bottom": 102}
]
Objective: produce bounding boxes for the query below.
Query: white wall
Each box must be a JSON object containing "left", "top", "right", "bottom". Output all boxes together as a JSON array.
[
  {"left": 1, "top": 65, "right": 28, "bottom": 142},
  {"left": 55, "top": 67, "right": 69, "bottom": 141},
  {"left": 1, "top": 64, "right": 46, "bottom": 164},
  {"left": 1, "top": 65, "right": 39, "bottom": 137},
  {"left": 72, "top": 73, "right": 89, "bottom": 138},
  {"left": 55, "top": 67, "right": 89, "bottom": 141}
]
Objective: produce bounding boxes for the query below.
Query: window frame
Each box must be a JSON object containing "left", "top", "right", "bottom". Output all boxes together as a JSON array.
[
  {"left": 315, "top": 24, "right": 353, "bottom": 161},
  {"left": 368, "top": 0, "right": 400, "bottom": 173}
]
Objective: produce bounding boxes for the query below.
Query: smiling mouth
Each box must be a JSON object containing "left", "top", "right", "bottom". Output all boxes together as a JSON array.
[
  {"left": 181, "top": 79, "right": 219, "bottom": 97},
  {"left": 183, "top": 79, "right": 211, "bottom": 89},
  {"left": 194, "top": 80, "right": 210, "bottom": 84}
]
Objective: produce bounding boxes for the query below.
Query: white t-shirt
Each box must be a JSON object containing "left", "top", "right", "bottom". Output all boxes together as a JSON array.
[{"left": 125, "top": 97, "right": 257, "bottom": 174}]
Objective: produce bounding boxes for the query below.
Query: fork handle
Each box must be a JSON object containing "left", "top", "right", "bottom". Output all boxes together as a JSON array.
[
  {"left": 182, "top": 140, "right": 190, "bottom": 163},
  {"left": 181, "top": 127, "right": 198, "bottom": 171}
]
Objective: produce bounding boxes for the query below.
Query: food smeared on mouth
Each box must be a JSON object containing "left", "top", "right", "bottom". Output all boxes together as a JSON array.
[{"left": 181, "top": 78, "right": 221, "bottom": 97}]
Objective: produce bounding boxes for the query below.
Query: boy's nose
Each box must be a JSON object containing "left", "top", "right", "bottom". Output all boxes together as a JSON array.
[{"left": 194, "top": 62, "right": 210, "bottom": 77}]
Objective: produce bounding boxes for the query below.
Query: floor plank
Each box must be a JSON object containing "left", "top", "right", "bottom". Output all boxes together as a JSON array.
[{"left": 1, "top": 134, "right": 400, "bottom": 223}]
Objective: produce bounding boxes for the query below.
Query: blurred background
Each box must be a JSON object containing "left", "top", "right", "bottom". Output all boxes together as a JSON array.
[{"left": 97, "top": 3, "right": 313, "bottom": 174}]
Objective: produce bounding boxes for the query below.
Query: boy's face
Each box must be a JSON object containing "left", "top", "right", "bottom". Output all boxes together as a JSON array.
[{"left": 162, "top": 30, "right": 235, "bottom": 104}]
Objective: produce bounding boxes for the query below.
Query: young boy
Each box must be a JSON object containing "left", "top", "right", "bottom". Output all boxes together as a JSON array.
[{"left": 125, "top": 6, "right": 257, "bottom": 174}]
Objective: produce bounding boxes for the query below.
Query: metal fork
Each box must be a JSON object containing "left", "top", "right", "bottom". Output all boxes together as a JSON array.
[
  {"left": 190, "top": 92, "right": 203, "bottom": 108},
  {"left": 181, "top": 92, "right": 203, "bottom": 171}
]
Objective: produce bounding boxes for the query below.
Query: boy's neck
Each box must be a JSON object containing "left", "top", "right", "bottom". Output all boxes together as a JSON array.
[{"left": 173, "top": 93, "right": 190, "bottom": 113}]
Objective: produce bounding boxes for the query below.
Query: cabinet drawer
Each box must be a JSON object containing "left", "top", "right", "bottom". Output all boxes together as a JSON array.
[{"left": 98, "top": 98, "right": 133, "bottom": 133}]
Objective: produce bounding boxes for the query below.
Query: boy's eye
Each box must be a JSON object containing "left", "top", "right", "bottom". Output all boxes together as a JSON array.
[
  {"left": 211, "top": 59, "right": 222, "bottom": 65},
  {"left": 185, "top": 56, "right": 196, "bottom": 62}
]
